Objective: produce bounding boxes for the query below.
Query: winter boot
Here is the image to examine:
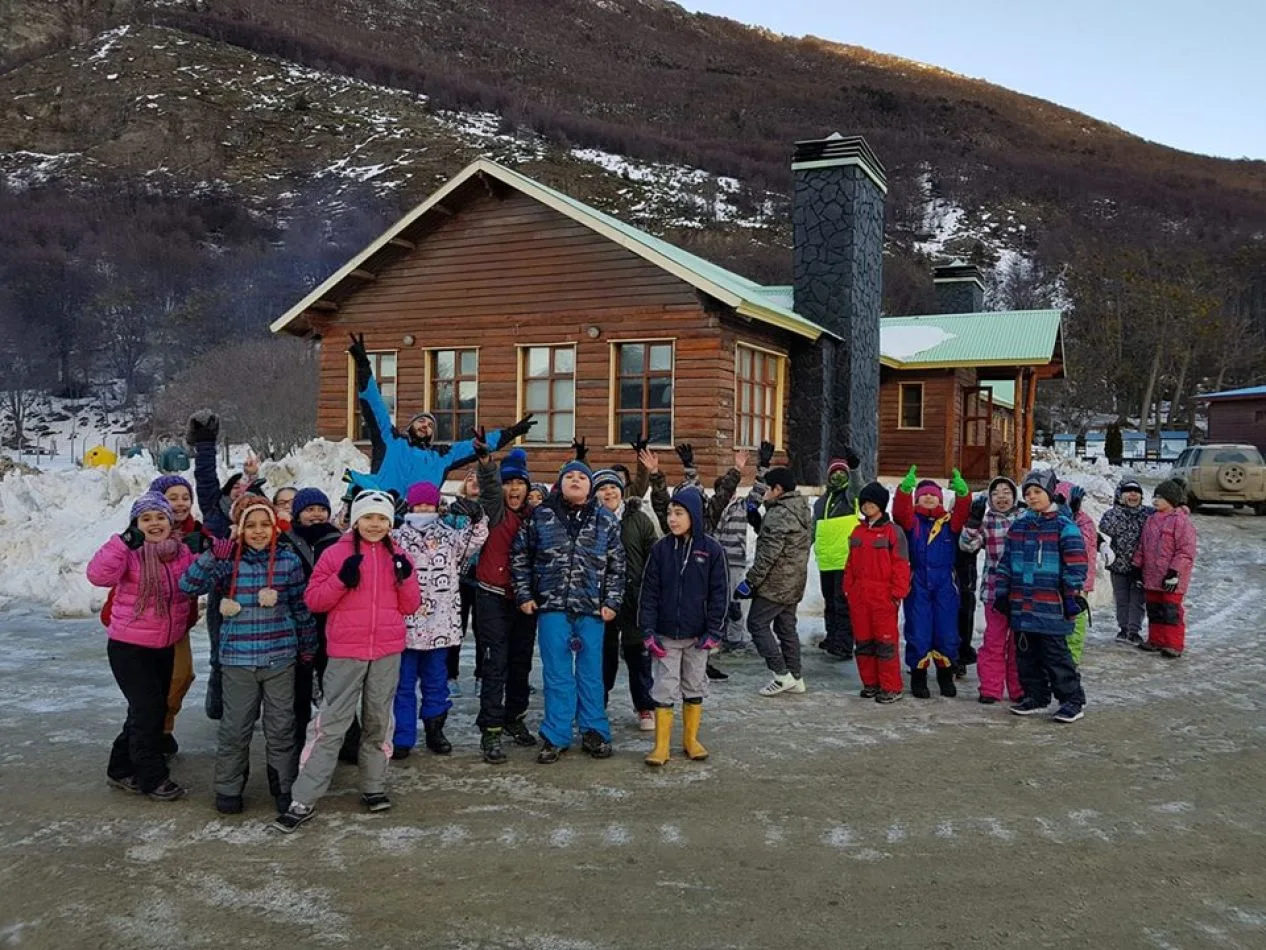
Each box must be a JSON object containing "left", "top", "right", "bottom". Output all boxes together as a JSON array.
[
  {"left": 215, "top": 794, "right": 244, "bottom": 815},
  {"left": 705, "top": 662, "right": 728, "bottom": 681},
  {"left": 581, "top": 729, "right": 612, "bottom": 759},
  {"left": 536, "top": 739, "right": 565, "bottom": 765},
  {"left": 910, "top": 669, "right": 931, "bottom": 699},
  {"left": 859, "top": 685, "right": 880, "bottom": 699},
  {"left": 503, "top": 717, "right": 538, "bottom": 747},
  {"left": 480, "top": 727, "right": 507, "bottom": 765},
  {"left": 681, "top": 699, "right": 709, "bottom": 761},
  {"left": 391, "top": 745, "right": 412, "bottom": 761},
  {"left": 423, "top": 714, "right": 452, "bottom": 756},
  {"left": 361, "top": 792, "right": 391, "bottom": 812},
  {"left": 936, "top": 665, "right": 958, "bottom": 698},
  {"left": 644, "top": 707, "right": 672, "bottom": 766}
]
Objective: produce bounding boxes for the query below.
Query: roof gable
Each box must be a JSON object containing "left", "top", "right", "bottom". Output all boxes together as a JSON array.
[{"left": 1201, "top": 385, "right": 1266, "bottom": 401}]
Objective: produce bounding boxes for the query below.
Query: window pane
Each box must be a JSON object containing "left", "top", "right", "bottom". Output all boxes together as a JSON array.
[
  {"left": 380, "top": 381, "right": 397, "bottom": 417},
  {"left": 525, "top": 379, "right": 550, "bottom": 412},
  {"left": 459, "top": 350, "right": 478, "bottom": 376},
  {"left": 378, "top": 353, "right": 397, "bottom": 378},
  {"left": 553, "top": 412, "right": 574, "bottom": 443},
  {"left": 649, "top": 344, "right": 673, "bottom": 372},
  {"left": 433, "top": 381, "right": 454, "bottom": 411},
  {"left": 554, "top": 347, "right": 575, "bottom": 375},
  {"left": 435, "top": 416, "right": 456, "bottom": 442},
  {"left": 739, "top": 347, "right": 751, "bottom": 378},
  {"left": 620, "top": 381, "right": 645, "bottom": 411},
  {"left": 740, "top": 383, "right": 751, "bottom": 414},
  {"left": 619, "top": 413, "right": 644, "bottom": 443},
  {"left": 648, "top": 414, "right": 672, "bottom": 445},
  {"left": 552, "top": 378, "right": 574, "bottom": 410},
  {"left": 525, "top": 425, "right": 548, "bottom": 444},
  {"left": 458, "top": 380, "right": 477, "bottom": 408},
  {"left": 457, "top": 411, "right": 476, "bottom": 435},
  {"left": 527, "top": 348, "right": 550, "bottom": 378},
  {"left": 434, "top": 350, "right": 455, "bottom": 380},
  {"left": 619, "top": 344, "right": 644, "bottom": 376},
  {"left": 648, "top": 379, "right": 672, "bottom": 409}
]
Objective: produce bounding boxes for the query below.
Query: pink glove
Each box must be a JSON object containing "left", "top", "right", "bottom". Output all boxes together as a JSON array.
[
  {"left": 643, "top": 635, "right": 667, "bottom": 659},
  {"left": 696, "top": 634, "right": 721, "bottom": 651},
  {"left": 211, "top": 537, "right": 235, "bottom": 560}
]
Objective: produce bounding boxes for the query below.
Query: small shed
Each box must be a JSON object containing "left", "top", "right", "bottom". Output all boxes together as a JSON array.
[
  {"left": 1201, "top": 386, "right": 1266, "bottom": 454},
  {"left": 1053, "top": 434, "right": 1078, "bottom": 459}
]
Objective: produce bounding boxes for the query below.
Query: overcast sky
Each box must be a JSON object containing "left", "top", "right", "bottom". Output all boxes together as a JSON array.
[{"left": 676, "top": 0, "right": 1265, "bottom": 160}]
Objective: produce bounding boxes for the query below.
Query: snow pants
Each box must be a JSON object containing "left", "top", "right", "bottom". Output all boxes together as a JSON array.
[
  {"left": 1144, "top": 590, "right": 1186, "bottom": 653},
  {"left": 747, "top": 597, "right": 802, "bottom": 679},
  {"left": 603, "top": 621, "right": 655, "bottom": 714},
  {"left": 1069, "top": 612, "right": 1088, "bottom": 665},
  {"left": 537, "top": 611, "right": 610, "bottom": 748},
  {"left": 1111, "top": 571, "right": 1145, "bottom": 637},
  {"left": 217, "top": 661, "right": 296, "bottom": 800},
  {"left": 1014, "top": 630, "right": 1084, "bottom": 708},
  {"left": 163, "top": 632, "right": 195, "bottom": 734},
  {"left": 848, "top": 582, "right": 903, "bottom": 694},
  {"left": 204, "top": 596, "right": 223, "bottom": 719},
  {"left": 107, "top": 640, "right": 174, "bottom": 794},
  {"left": 819, "top": 570, "right": 854, "bottom": 657},
  {"left": 903, "top": 576, "right": 960, "bottom": 671},
  {"left": 725, "top": 565, "right": 751, "bottom": 646},
  {"left": 976, "top": 603, "right": 1022, "bottom": 701},
  {"left": 292, "top": 654, "right": 401, "bottom": 805},
  {"left": 475, "top": 589, "right": 537, "bottom": 730},
  {"left": 393, "top": 648, "right": 452, "bottom": 749},
  {"left": 955, "top": 550, "right": 979, "bottom": 661},
  {"left": 650, "top": 636, "right": 710, "bottom": 707}
]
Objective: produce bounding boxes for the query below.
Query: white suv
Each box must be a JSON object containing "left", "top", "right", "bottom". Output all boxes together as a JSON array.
[{"left": 1169, "top": 444, "right": 1266, "bottom": 514}]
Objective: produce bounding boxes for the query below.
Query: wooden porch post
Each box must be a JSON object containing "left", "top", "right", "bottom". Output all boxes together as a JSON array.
[
  {"left": 1013, "top": 368, "right": 1025, "bottom": 477},
  {"left": 1024, "top": 367, "right": 1038, "bottom": 470}
]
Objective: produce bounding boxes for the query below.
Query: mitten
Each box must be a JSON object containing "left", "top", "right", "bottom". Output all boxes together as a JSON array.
[
  {"left": 450, "top": 496, "right": 483, "bottom": 524},
  {"left": 1063, "top": 596, "right": 1085, "bottom": 619},
  {"left": 643, "top": 635, "right": 668, "bottom": 659},
  {"left": 347, "top": 333, "right": 371, "bottom": 391},
  {"left": 696, "top": 634, "right": 721, "bottom": 651},
  {"left": 120, "top": 524, "right": 146, "bottom": 550},
  {"left": 949, "top": 468, "right": 969, "bottom": 497},
  {"left": 757, "top": 440, "right": 775, "bottom": 469},
  {"left": 727, "top": 601, "right": 743, "bottom": 623},
  {"left": 1162, "top": 569, "right": 1179, "bottom": 592},
  {"left": 210, "top": 537, "right": 234, "bottom": 560},
  {"left": 899, "top": 465, "right": 918, "bottom": 494},
  {"left": 733, "top": 580, "right": 753, "bottom": 600},
  {"left": 392, "top": 553, "right": 412, "bottom": 583},
  {"left": 504, "top": 414, "right": 536, "bottom": 440},
  {"left": 572, "top": 437, "right": 588, "bottom": 462},
  {"left": 185, "top": 410, "right": 219, "bottom": 445},
  {"left": 472, "top": 426, "right": 490, "bottom": 459},
  {"left": 629, "top": 437, "right": 650, "bottom": 455},
  {"left": 675, "top": 442, "right": 694, "bottom": 468},
  {"left": 967, "top": 495, "right": 987, "bottom": 528},
  {"left": 338, "top": 554, "right": 364, "bottom": 589}
]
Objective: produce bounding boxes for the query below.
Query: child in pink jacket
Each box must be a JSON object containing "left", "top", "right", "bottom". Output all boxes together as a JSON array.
[
  {"left": 86, "top": 492, "right": 198, "bottom": 801},
  {"left": 1133, "top": 479, "right": 1197, "bottom": 658},
  {"left": 275, "top": 490, "right": 420, "bottom": 833}
]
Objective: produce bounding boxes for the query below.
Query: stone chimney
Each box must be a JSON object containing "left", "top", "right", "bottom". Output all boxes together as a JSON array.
[
  {"left": 933, "top": 259, "right": 984, "bottom": 313},
  {"left": 790, "top": 133, "right": 886, "bottom": 481}
]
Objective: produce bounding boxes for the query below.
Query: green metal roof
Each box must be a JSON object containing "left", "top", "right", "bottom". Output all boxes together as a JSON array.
[{"left": 879, "top": 310, "right": 1063, "bottom": 368}]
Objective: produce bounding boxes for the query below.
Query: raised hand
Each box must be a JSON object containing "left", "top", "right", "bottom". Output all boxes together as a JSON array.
[
  {"left": 505, "top": 413, "right": 537, "bottom": 440},
  {"left": 243, "top": 450, "right": 260, "bottom": 480},
  {"left": 347, "top": 333, "right": 369, "bottom": 365},
  {"left": 899, "top": 465, "right": 919, "bottom": 494},
  {"left": 675, "top": 442, "right": 694, "bottom": 468},
  {"left": 471, "top": 425, "right": 490, "bottom": 459},
  {"left": 572, "top": 436, "right": 588, "bottom": 462},
  {"left": 757, "top": 440, "right": 775, "bottom": 469},
  {"left": 734, "top": 448, "right": 750, "bottom": 472},
  {"left": 629, "top": 437, "right": 650, "bottom": 456},
  {"left": 949, "top": 468, "right": 969, "bottom": 497},
  {"left": 186, "top": 410, "right": 220, "bottom": 445},
  {"left": 120, "top": 523, "right": 146, "bottom": 550},
  {"left": 637, "top": 448, "right": 660, "bottom": 475}
]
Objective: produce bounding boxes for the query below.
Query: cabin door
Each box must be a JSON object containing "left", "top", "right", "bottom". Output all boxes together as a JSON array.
[{"left": 960, "top": 385, "right": 995, "bottom": 481}]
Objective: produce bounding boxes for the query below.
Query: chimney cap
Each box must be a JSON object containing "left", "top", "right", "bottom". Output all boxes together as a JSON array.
[
  {"left": 933, "top": 259, "right": 985, "bottom": 289},
  {"left": 792, "top": 133, "right": 887, "bottom": 194}
]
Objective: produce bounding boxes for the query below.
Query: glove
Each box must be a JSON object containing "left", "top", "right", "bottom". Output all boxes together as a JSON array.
[
  {"left": 392, "top": 553, "right": 413, "bottom": 583},
  {"left": 899, "top": 464, "right": 918, "bottom": 494},
  {"left": 967, "top": 495, "right": 987, "bottom": 527},
  {"left": 1162, "top": 569, "right": 1179, "bottom": 592},
  {"left": 472, "top": 426, "right": 490, "bottom": 459},
  {"left": 120, "top": 524, "right": 146, "bottom": 550},
  {"left": 643, "top": 635, "right": 668, "bottom": 659},
  {"left": 185, "top": 409, "right": 219, "bottom": 445},
  {"left": 347, "top": 333, "right": 371, "bottom": 391},
  {"left": 629, "top": 437, "right": 649, "bottom": 455},
  {"left": 1068, "top": 485, "right": 1085, "bottom": 514},
  {"left": 727, "top": 601, "right": 743, "bottom": 623},
  {"left": 1063, "top": 596, "right": 1085, "bottom": 619},
  {"left": 757, "top": 440, "right": 775, "bottom": 469},
  {"left": 843, "top": 445, "right": 861, "bottom": 471},
  {"left": 210, "top": 536, "right": 234, "bottom": 560},
  {"left": 572, "top": 437, "right": 588, "bottom": 462},
  {"left": 449, "top": 496, "right": 483, "bottom": 524},
  {"left": 993, "top": 595, "right": 1010, "bottom": 618},
  {"left": 503, "top": 413, "right": 536, "bottom": 440},
  {"left": 950, "top": 468, "right": 969, "bottom": 497},
  {"left": 696, "top": 634, "right": 721, "bottom": 651},
  {"left": 733, "top": 580, "right": 753, "bottom": 600},
  {"left": 338, "top": 554, "right": 364, "bottom": 589},
  {"left": 675, "top": 442, "right": 694, "bottom": 468}
]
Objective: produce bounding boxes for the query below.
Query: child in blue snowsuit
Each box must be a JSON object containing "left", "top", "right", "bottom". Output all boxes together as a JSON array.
[{"left": 892, "top": 466, "right": 972, "bottom": 698}]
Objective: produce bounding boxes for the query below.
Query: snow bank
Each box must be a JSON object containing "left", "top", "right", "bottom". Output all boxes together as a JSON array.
[{"left": 0, "top": 439, "right": 369, "bottom": 618}]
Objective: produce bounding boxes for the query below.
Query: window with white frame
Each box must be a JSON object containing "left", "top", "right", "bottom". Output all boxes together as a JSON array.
[{"left": 520, "top": 345, "right": 576, "bottom": 444}]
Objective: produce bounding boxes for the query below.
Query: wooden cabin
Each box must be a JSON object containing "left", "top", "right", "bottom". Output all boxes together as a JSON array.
[{"left": 1202, "top": 386, "right": 1266, "bottom": 454}]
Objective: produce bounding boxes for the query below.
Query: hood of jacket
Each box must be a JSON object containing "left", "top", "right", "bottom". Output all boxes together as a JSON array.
[
  {"left": 987, "top": 477, "right": 1020, "bottom": 516},
  {"left": 670, "top": 486, "right": 707, "bottom": 542}
]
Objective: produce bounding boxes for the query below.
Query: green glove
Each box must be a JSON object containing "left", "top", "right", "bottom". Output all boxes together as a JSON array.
[
  {"left": 950, "top": 468, "right": 969, "bottom": 497},
  {"left": 899, "top": 464, "right": 918, "bottom": 494}
]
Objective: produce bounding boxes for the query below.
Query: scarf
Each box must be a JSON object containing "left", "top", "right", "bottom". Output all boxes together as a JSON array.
[{"left": 135, "top": 538, "right": 182, "bottom": 619}]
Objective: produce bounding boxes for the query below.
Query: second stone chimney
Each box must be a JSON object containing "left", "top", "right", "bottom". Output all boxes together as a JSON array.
[{"left": 933, "top": 260, "right": 984, "bottom": 313}]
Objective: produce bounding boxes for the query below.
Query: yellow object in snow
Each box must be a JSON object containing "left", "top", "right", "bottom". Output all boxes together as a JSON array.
[{"left": 83, "top": 446, "right": 117, "bottom": 468}]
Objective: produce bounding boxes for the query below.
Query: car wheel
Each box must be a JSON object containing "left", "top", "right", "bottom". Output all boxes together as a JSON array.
[{"left": 1256, "top": 502, "right": 1266, "bottom": 517}]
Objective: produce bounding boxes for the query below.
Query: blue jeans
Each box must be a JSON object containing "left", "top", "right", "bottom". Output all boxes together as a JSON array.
[
  {"left": 393, "top": 648, "right": 451, "bottom": 749},
  {"left": 537, "top": 611, "right": 610, "bottom": 748}
]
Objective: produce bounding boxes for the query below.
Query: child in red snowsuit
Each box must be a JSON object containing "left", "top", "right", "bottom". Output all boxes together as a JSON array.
[
  {"left": 1134, "top": 478, "right": 1196, "bottom": 658},
  {"left": 844, "top": 482, "right": 912, "bottom": 703}
]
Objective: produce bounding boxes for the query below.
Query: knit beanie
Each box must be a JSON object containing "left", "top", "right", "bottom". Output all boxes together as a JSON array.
[
  {"left": 1153, "top": 478, "right": 1187, "bottom": 508},
  {"left": 530, "top": 482, "right": 550, "bottom": 499},
  {"left": 406, "top": 481, "right": 442, "bottom": 509},
  {"left": 407, "top": 410, "right": 437, "bottom": 430},
  {"left": 591, "top": 468, "right": 625, "bottom": 495},
  {"left": 291, "top": 487, "right": 331, "bottom": 518},
  {"left": 858, "top": 481, "right": 890, "bottom": 512},
  {"left": 1020, "top": 468, "right": 1058, "bottom": 503},
  {"left": 149, "top": 474, "right": 192, "bottom": 496},
  {"left": 915, "top": 479, "right": 942, "bottom": 504},
  {"left": 130, "top": 491, "right": 175, "bottom": 523},
  {"left": 230, "top": 493, "right": 277, "bottom": 530},
  {"left": 826, "top": 458, "right": 851, "bottom": 481},
  {"left": 499, "top": 447, "right": 530, "bottom": 485},
  {"left": 765, "top": 466, "right": 796, "bottom": 493},
  {"left": 558, "top": 459, "right": 594, "bottom": 483},
  {"left": 1118, "top": 477, "right": 1143, "bottom": 496},
  {"left": 350, "top": 490, "right": 397, "bottom": 526}
]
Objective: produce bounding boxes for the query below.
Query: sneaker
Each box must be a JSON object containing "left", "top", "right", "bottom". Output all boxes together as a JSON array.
[
  {"left": 953, "top": 663, "right": 968, "bottom": 680},
  {"left": 361, "top": 792, "right": 392, "bottom": 812},
  {"left": 787, "top": 675, "right": 806, "bottom": 694},
  {"left": 758, "top": 672, "right": 798, "bottom": 697},
  {"left": 447, "top": 678, "right": 462, "bottom": 698},
  {"left": 107, "top": 775, "right": 141, "bottom": 794},
  {"left": 1126, "top": 631, "right": 1143, "bottom": 645},
  {"left": 147, "top": 779, "right": 187, "bottom": 802},
  {"left": 1052, "top": 703, "right": 1085, "bottom": 723},
  {"left": 1114, "top": 630, "right": 1131, "bottom": 644},
  {"left": 536, "top": 740, "right": 566, "bottom": 765},
  {"left": 160, "top": 733, "right": 179, "bottom": 757},
  {"left": 1137, "top": 640, "right": 1161, "bottom": 653},
  {"left": 705, "top": 662, "right": 729, "bottom": 681},
  {"left": 391, "top": 745, "right": 412, "bottom": 761},
  {"left": 638, "top": 710, "right": 656, "bottom": 731},
  {"left": 1160, "top": 648, "right": 1183, "bottom": 659},
  {"left": 480, "top": 728, "right": 507, "bottom": 765},
  {"left": 875, "top": 690, "right": 903, "bottom": 704},
  {"left": 273, "top": 802, "right": 314, "bottom": 833},
  {"left": 275, "top": 793, "right": 291, "bottom": 816},
  {"left": 215, "top": 794, "right": 244, "bottom": 815},
  {"left": 978, "top": 695, "right": 999, "bottom": 705},
  {"left": 1010, "top": 698, "right": 1050, "bottom": 716},
  {"left": 859, "top": 685, "right": 880, "bottom": 699},
  {"left": 503, "top": 718, "right": 538, "bottom": 747},
  {"left": 581, "top": 730, "right": 612, "bottom": 759}
]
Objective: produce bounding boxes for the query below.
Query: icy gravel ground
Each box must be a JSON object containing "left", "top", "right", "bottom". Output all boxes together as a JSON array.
[{"left": 0, "top": 510, "right": 1262, "bottom": 949}]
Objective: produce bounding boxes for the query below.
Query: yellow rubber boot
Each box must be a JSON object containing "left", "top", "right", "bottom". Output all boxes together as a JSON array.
[
  {"left": 681, "top": 700, "right": 709, "bottom": 761},
  {"left": 644, "top": 707, "right": 673, "bottom": 767}
]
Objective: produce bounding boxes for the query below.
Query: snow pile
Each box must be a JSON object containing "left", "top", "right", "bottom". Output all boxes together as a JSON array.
[
  {"left": 880, "top": 326, "right": 956, "bottom": 361},
  {"left": 0, "top": 439, "right": 370, "bottom": 618}
]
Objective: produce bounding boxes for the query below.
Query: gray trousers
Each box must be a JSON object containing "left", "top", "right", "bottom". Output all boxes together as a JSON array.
[
  {"left": 747, "top": 596, "right": 801, "bottom": 678},
  {"left": 291, "top": 654, "right": 401, "bottom": 806},
  {"left": 1110, "top": 572, "right": 1145, "bottom": 636},
  {"left": 725, "top": 565, "right": 750, "bottom": 644},
  {"left": 651, "top": 637, "right": 710, "bottom": 706},
  {"left": 217, "top": 662, "right": 296, "bottom": 799}
]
